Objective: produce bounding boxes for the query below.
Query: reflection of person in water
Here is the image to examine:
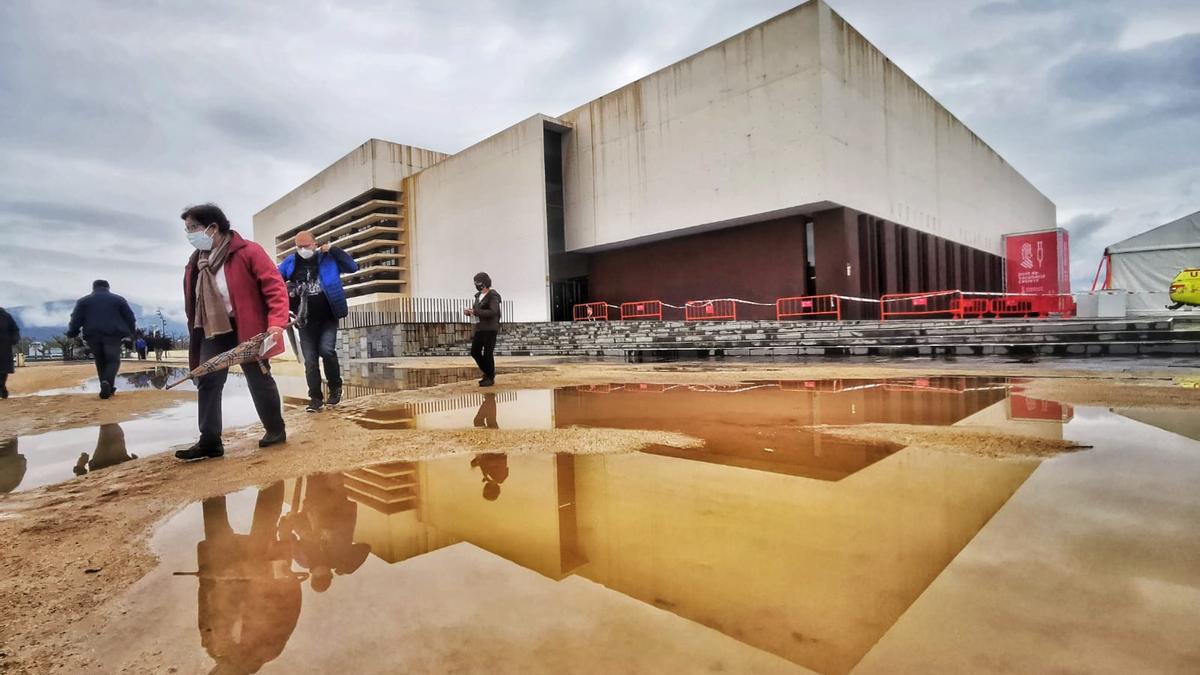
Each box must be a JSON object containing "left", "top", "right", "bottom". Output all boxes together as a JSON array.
[
  {"left": 470, "top": 453, "right": 509, "bottom": 501},
  {"left": 193, "top": 482, "right": 301, "bottom": 674},
  {"left": 0, "top": 437, "right": 26, "bottom": 494},
  {"left": 278, "top": 473, "right": 370, "bottom": 593},
  {"left": 73, "top": 424, "right": 138, "bottom": 476},
  {"left": 472, "top": 393, "right": 499, "bottom": 429}
]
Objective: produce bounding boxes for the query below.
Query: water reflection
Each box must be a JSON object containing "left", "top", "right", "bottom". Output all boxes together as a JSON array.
[
  {"left": 127, "top": 440, "right": 1040, "bottom": 673},
  {"left": 0, "top": 437, "right": 25, "bottom": 493},
  {"left": 279, "top": 473, "right": 371, "bottom": 591},
  {"left": 72, "top": 424, "right": 137, "bottom": 476},
  {"left": 193, "top": 483, "right": 302, "bottom": 674}
]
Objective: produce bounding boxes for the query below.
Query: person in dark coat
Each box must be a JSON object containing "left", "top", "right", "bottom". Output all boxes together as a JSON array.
[
  {"left": 0, "top": 306, "right": 18, "bottom": 399},
  {"left": 177, "top": 203, "right": 289, "bottom": 462},
  {"left": 463, "top": 272, "right": 501, "bottom": 387},
  {"left": 66, "top": 280, "right": 137, "bottom": 399}
]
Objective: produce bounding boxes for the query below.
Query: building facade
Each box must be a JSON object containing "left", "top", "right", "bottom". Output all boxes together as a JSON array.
[{"left": 255, "top": 0, "right": 1054, "bottom": 322}]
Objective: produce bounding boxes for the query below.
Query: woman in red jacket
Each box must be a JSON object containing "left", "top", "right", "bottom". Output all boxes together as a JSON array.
[{"left": 176, "top": 203, "right": 289, "bottom": 461}]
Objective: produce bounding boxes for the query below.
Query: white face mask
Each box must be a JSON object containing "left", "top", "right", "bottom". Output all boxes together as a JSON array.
[
  {"left": 297, "top": 247, "right": 315, "bottom": 259},
  {"left": 187, "top": 229, "right": 214, "bottom": 251}
]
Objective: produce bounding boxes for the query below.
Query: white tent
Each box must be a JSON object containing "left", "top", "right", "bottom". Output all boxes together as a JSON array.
[{"left": 1102, "top": 209, "right": 1200, "bottom": 313}]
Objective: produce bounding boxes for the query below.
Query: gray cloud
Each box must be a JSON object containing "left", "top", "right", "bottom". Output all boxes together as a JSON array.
[{"left": 0, "top": 0, "right": 1197, "bottom": 312}]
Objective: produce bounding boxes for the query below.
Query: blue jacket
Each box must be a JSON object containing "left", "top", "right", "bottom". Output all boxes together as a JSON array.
[
  {"left": 278, "top": 246, "right": 359, "bottom": 319},
  {"left": 67, "top": 288, "right": 137, "bottom": 341}
]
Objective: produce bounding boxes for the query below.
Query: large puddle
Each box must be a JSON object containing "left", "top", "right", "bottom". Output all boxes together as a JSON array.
[
  {"left": 68, "top": 379, "right": 1200, "bottom": 672},
  {"left": 1, "top": 365, "right": 482, "bottom": 494}
]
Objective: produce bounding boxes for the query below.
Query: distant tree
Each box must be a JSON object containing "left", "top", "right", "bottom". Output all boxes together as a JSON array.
[
  {"left": 16, "top": 336, "right": 33, "bottom": 356},
  {"left": 47, "top": 334, "right": 74, "bottom": 360}
]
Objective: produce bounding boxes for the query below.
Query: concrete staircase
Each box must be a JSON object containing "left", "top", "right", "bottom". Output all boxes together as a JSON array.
[{"left": 420, "top": 316, "right": 1200, "bottom": 358}]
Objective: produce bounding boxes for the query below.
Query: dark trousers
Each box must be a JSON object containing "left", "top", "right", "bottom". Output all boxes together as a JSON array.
[
  {"left": 137, "top": 348, "right": 147, "bottom": 360},
  {"left": 299, "top": 318, "right": 341, "bottom": 401},
  {"left": 470, "top": 330, "right": 497, "bottom": 380},
  {"left": 196, "top": 329, "right": 285, "bottom": 447},
  {"left": 86, "top": 337, "right": 123, "bottom": 386},
  {"left": 0, "top": 371, "right": 8, "bottom": 395}
]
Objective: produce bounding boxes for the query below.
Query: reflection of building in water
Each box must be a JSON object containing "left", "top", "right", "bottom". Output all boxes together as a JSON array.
[
  {"left": 555, "top": 377, "right": 1011, "bottom": 480},
  {"left": 352, "top": 392, "right": 519, "bottom": 430},
  {"left": 328, "top": 379, "right": 1062, "bottom": 673},
  {"left": 349, "top": 454, "right": 583, "bottom": 578}
]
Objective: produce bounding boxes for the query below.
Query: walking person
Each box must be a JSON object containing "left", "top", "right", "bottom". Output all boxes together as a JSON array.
[
  {"left": 135, "top": 335, "right": 148, "bottom": 360},
  {"left": 154, "top": 333, "right": 169, "bottom": 361},
  {"left": 175, "top": 204, "right": 289, "bottom": 461},
  {"left": 0, "top": 306, "right": 18, "bottom": 399},
  {"left": 66, "top": 280, "right": 136, "bottom": 399},
  {"left": 463, "top": 272, "right": 501, "bottom": 387},
  {"left": 277, "top": 230, "right": 358, "bottom": 412}
]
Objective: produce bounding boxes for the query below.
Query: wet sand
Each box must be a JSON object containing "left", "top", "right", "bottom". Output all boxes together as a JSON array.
[
  {"left": 808, "top": 423, "right": 1088, "bottom": 460},
  {"left": 1, "top": 358, "right": 1199, "bottom": 673},
  {"left": 0, "top": 390, "right": 195, "bottom": 438}
]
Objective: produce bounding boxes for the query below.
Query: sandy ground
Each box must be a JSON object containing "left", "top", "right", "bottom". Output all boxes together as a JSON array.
[
  {"left": 1, "top": 358, "right": 1199, "bottom": 673},
  {"left": 808, "top": 423, "right": 1089, "bottom": 459},
  {"left": 0, "top": 391, "right": 196, "bottom": 439}
]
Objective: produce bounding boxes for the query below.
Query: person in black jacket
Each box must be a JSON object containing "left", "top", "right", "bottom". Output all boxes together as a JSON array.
[
  {"left": 67, "top": 280, "right": 136, "bottom": 399},
  {"left": 0, "top": 306, "right": 18, "bottom": 399},
  {"left": 463, "top": 272, "right": 501, "bottom": 387}
]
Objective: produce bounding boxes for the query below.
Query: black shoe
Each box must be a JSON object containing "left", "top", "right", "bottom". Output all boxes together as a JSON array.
[
  {"left": 99, "top": 381, "right": 113, "bottom": 399},
  {"left": 0, "top": 388, "right": 8, "bottom": 400},
  {"left": 306, "top": 399, "right": 323, "bottom": 413},
  {"left": 175, "top": 443, "right": 224, "bottom": 461},
  {"left": 326, "top": 388, "right": 342, "bottom": 406},
  {"left": 479, "top": 378, "right": 495, "bottom": 387},
  {"left": 259, "top": 429, "right": 287, "bottom": 448}
]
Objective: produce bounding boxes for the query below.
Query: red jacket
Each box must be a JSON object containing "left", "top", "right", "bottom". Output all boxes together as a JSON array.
[{"left": 184, "top": 230, "right": 289, "bottom": 369}]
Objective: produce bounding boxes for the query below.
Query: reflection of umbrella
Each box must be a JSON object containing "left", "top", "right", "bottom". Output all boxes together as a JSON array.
[{"left": 166, "top": 322, "right": 289, "bottom": 390}]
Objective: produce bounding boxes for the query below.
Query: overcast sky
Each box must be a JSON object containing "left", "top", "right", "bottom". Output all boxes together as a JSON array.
[{"left": 1, "top": 0, "right": 1197, "bottom": 325}]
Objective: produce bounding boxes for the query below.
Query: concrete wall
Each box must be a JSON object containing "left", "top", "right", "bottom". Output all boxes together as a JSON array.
[
  {"left": 253, "top": 139, "right": 446, "bottom": 245},
  {"left": 559, "top": 2, "right": 825, "bottom": 252},
  {"left": 815, "top": 3, "right": 1054, "bottom": 255},
  {"left": 558, "top": 0, "right": 1053, "bottom": 257},
  {"left": 408, "top": 116, "right": 554, "bottom": 322}
]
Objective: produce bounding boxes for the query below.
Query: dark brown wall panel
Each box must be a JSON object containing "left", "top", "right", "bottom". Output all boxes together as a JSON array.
[{"left": 588, "top": 217, "right": 808, "bottom": 320}]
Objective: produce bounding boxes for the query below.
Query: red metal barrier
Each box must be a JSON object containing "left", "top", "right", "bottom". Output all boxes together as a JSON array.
[
  {"left": 991, "top": 295, "right": 1038, "bottom": 318},
  {"left": 950, "top": 297, "right": 991, "bottom": 319},
  {"left": 776, "top": 295, "right": 841, "bottom": 321},
  {"left": 880, "top": 292, "right": 960, "bottom": 321},
  {"left": 685, "top": 299, "right": 737, "bottom": 321},
  {"left": 620, "top": 300, "right": 664, "bottom": 321},
  {"left": 572, "top": 302, "right": 610, "bottom": 321},
  {"left": 1039, "top": 294, "right": 1077, "bottom": 318}
]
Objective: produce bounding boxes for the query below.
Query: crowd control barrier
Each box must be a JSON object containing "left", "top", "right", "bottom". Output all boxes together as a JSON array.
[
  {"left": 578, "top": 291, "right": 1083, "bottom": 325},
  {"left": 572, "top": 302, "right": 611, "bottom": 321},
  {"left": 685, "top": 299, "right": 737, "bottom": 321},
  {"left": 950, "top": 297, "right": 991, "bottom": 319},
  {"left": 620, "top": 300, "right": 664, "bottom": 321},
  {"left": 776, "top": 295, "right": 841, "bottom": 321},
  {"left": 880, "top": 291, "right": 960, "bottom": 321}
]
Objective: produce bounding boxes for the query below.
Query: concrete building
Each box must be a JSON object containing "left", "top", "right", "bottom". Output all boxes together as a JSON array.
[{"left": 255, "top": 0, "right": 1054, "bottom": 322}]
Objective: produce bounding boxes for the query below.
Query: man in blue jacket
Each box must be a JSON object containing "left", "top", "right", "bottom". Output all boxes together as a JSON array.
[
  {"left": 67, "top": 279, "right": 137, "bottom": 399},
  {"left": 278, "top": 231, "right": 358, "bottom": 412}
]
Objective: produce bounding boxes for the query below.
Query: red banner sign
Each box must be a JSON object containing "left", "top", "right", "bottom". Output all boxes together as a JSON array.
[{"left": 1003, "top": 229, "right": 1070, "bottom": 295}]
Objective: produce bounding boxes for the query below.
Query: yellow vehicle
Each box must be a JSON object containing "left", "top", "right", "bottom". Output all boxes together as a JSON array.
[{"left": 1168, "top": 268, "right": 1200, "bottom": 309}]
